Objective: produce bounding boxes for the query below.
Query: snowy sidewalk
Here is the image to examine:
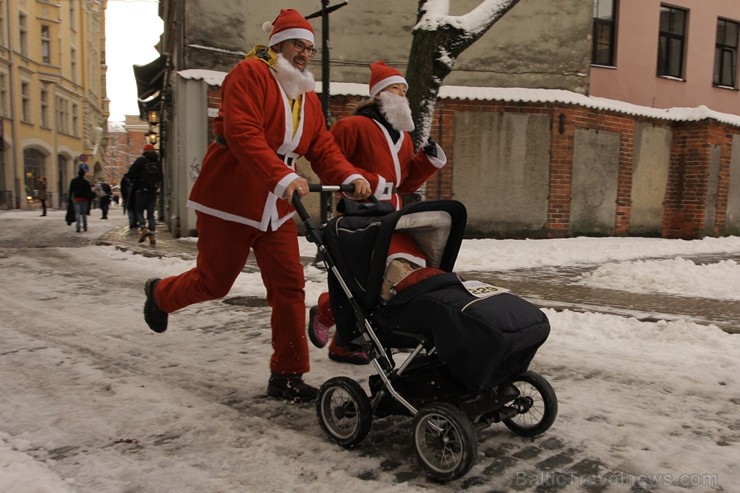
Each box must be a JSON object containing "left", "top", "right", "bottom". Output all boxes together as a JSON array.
[{"left": 99, "top": 221, "right": 740, "bottom": 334}]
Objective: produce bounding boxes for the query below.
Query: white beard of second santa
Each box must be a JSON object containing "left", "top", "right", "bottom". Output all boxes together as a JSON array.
[
  {"left": 274, "top": 54, "right": 316, "bottom": 100},
  {"left": 377, "top": 91, "right": 415, "bottom": 133}
]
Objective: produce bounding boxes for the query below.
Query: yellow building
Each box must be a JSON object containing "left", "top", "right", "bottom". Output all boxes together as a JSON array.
[{"left": 0, "top": 0, "right": 108, "bottom": 210}]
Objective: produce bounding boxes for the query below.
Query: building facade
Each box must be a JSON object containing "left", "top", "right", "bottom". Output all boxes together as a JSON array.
[
  {"left": 149, "top": 0, "right": 740, "bottom": 239},
  {"left": 0, "top": 0, "right": 109, "bottom": 210},
  {"left": 590, "top": 0, "right": 740, "bottom": 115}
]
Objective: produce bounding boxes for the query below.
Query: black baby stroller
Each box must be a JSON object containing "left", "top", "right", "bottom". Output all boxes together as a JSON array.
[{"left": 294, "top": 186, "right": 558, "bottom": 482}]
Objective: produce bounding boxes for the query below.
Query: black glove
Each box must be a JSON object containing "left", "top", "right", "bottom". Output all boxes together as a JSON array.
[{"left": 423, "top": 138, "right": 438, "bottom": 158}]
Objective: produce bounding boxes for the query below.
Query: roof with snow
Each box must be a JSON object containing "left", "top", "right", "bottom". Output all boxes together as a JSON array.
[{"left": 178, "top": 68, "right": 740, "bottom": 127}]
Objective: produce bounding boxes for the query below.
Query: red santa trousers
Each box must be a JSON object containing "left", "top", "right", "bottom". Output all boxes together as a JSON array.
[{"left": 155, "top": 211, "right": 309, "bottom": 375}]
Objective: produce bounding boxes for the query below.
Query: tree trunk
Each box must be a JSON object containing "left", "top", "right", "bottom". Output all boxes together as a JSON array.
[{"left": 406, "top": 0, "right": 521, "bottom": 149}]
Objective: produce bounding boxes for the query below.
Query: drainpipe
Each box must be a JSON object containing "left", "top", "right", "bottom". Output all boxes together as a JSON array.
[{"left": 7, "top": 0, "right": 20, "bottom": 208}]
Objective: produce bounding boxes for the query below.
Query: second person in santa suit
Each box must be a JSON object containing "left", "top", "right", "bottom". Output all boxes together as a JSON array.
[{"left": 308, "top": 61, "right": 447, "bottom": 364}]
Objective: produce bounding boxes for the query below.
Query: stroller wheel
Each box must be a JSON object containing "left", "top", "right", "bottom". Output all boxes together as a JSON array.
[
  {"left": 412, "top": 402, "right": 477, "bottom": 482},
  {"left": 503, "top": 370, "right": 558, "bottom": 437},
  {"left": 316, "top": 376, "right": 372, "bottom": 448}
]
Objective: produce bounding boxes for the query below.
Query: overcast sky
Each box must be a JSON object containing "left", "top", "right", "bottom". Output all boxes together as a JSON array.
[{"left": 106, "top": 0, "right": 164, "bottom": 121}]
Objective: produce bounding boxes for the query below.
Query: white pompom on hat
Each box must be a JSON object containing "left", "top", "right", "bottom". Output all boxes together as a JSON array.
[
  {"left": 368, "top": 61, "right": 408, "bottom": 97},
  {"left": 262, "top": 9, "right": 314, "bottom": 47}
]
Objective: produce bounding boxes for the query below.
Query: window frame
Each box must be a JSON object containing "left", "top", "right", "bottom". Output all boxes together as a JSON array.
[
  {"left": 41, "top": 24, "right": 51, "bottom": 64},
  {"left": 19, "top": 12, "right": 28, "bottom": 57},
  {"left": 714, "top": 17, "right": 739, "bottom": 88},
  {"left": 40, "top": 86, "right": 49, "bottom": 128},
  {"left": 21, "top": 81, "right": 31, "bottom": 123},
  {"left": 592, "top": 0, "right": 618, "bottom": 66},
  {"left": 657, "top": 5, "right": 688, "bottom": 79}
]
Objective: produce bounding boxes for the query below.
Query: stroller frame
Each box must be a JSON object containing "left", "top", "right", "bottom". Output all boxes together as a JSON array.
[{"left": 293, "top": 185, "right": 557, "bottom": 482}]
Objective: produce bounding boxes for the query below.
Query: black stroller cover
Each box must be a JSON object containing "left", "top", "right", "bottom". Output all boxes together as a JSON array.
[
  {"left": 375, "top": 273, "right": 550, "bottom": 392},
  {"left": 323, "top": 199, "right": 550, "bottom": 393}
]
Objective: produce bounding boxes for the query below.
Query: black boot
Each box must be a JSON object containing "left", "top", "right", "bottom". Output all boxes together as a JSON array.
[
  {"left": 267, "top": 374, "right": 317, "bottom": 402},
  {"left": 143, "top": 278, "right": 168, "bottom": 333}
]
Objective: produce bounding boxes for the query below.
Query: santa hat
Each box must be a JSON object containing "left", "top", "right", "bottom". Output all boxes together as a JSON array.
[
  {"left": 369, "top": 61, "right": 407, "bottom": 97},
  {"left": 143, "top": 144, "right": 155, "bottom": 152},
  {"left": 262, "top": 9, "right": 314, "bottom": 47}
]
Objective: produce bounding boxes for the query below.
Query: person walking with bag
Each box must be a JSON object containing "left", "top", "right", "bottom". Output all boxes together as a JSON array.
[{"left": 141, "top": 9, "right": 382, "bottom": 403}]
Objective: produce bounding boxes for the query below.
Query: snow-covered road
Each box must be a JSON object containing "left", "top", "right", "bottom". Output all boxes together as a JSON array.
[{"left": 1, "top": 209, "right": 737, "bottom": 492}]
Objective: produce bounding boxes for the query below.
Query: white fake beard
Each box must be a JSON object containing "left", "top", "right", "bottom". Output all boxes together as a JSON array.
[
  {"left": 377, "top": 91, "right": 415, "bottom": 132},
  {"left": 274, "top": 54, "right": 315, "bottom": 99}
]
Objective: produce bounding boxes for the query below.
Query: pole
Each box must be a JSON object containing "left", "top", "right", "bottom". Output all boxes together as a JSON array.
[
  {"left": 319, "top": 0, "right": 333, "bottom": 229},
  {"left": 306, "top": 1, "right": 348, "bottom": 265}
]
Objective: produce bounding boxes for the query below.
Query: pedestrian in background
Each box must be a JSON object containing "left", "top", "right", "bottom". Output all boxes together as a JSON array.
[
  {"left": 68, "top": 167, "right": 94, "bottom": 233},
  {"left": 128, "top": 145, "right": 162, "bottom": 245},
  {"left": 120, "top": 169, "right": 137, "bottom": 230},
  {"left": 95, "top": 178, "right": 112, "bottom": 219},
  {"left": 37, "top": 177, "right": 48, "bottom": 216}
]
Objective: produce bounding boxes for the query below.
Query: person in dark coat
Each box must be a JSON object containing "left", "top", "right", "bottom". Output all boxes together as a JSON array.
[
  {"left": 37, "top": 177, "right": 48, "bottom": 216},
  {"left": 120, "top": 168, "right": 137, "bottom": 229},
  {"left": 68, "top": 168, "right": 94, "bottom": 232},
  {"left": 127, "top": 144, "right": 162, "bottom": 245}
]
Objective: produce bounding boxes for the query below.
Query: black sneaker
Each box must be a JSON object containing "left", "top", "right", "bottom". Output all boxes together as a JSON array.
[
  {"left": 143, "top": 278, "right": 168, "bottom": 333},
  {"left": 267, "top": 374, "right": 318, "bottom": 403}
]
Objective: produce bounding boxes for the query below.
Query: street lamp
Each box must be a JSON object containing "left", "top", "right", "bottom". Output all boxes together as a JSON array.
[
  {"left": 147, "top": 108, "right": 160, "bottom": 125},
  {"left": 146, "top": 129, "right": 158, "bottom": 145}
]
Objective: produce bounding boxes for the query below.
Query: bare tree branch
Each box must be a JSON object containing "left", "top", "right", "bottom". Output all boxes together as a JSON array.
[{"left": 406, "top": 0, "right": 520, "bottom": 148}]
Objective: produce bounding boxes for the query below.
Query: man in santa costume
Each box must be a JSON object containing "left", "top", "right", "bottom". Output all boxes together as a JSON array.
[
  {"left": 142, "top": 9, "right": 382, "bottom": 403},
  {"left": 308, "top": 61, "right": 447, "bottom": 364}
]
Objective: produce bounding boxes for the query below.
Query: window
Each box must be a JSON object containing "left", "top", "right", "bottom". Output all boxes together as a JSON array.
[
  {"left": 592, "top": 0, "right": 617, "bottom": 66},
  {"left": 0, "top": 73, "right": 6, "bottom": 117},
  {"left": 70, "top": 48, "right": 77, "bottom": 84},
  {"left": 56, "top": 96, "right": 69, "bottom": 134},
  {"left": 40, "top": 87, "right": 49, "bottom": 128},
  {"left": 69, "top": 1, "right": 76, "bottom": 31},
  {"left": 21, "top": 82, "right": 30, "bottom": 122},
  {"left": 19, "top": 13, "right": 28, "bottom": 57},
  {"left": 657, "top": 6, "right": 687, "bottom": 78},
  {"left": 714, "top": 18, "right": 739, "bottom": 88},
  {"left": 72, "top": 103, "right": 79, "bottom": 137},
  {"left": 41, "top": 24, "right": 51, "bottom": 64},
  {"left": 0, "top": 1, "right": 5, "bottom": 48}
]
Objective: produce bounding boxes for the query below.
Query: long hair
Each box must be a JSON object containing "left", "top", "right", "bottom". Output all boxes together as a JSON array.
[{"left": 346, "top": 96, "right": 376, "bottom": 115}]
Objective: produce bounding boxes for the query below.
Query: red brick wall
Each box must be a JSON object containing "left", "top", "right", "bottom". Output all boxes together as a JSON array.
[{"left": 202, "top": 85, "right": 739, "bottom": 239}]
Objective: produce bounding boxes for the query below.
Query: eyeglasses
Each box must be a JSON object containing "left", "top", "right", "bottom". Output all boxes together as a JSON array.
[{"left": 290, "top": 40, "right": 317, "bottom": 57}]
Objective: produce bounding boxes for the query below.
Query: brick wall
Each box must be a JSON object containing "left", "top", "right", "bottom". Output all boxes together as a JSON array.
[{"left": 203, "top": 85, "right": 739, "bottom": 239}]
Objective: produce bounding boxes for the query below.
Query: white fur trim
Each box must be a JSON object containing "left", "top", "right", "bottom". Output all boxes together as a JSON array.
[
  {"left": 387, "top": 252, "right": 426, "bottom": 269},
  {"left": 370, "top": 75, "right": 408, "bottom": 97},
  {"left": 269, "top": 28, "right": 315, "bottom": 47},
  {"left": 374, "top": 175, "right": 393, "bottom": 200},
  {"left": 427, "top": 145, "right": 447, "bottom": 168}
]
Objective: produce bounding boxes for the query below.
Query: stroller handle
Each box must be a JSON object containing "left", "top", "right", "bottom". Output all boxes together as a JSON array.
[
  {"left": 306, "top": 184, "right": 356, "bottom": 193},
  {"left": 291, "top": 183, "right": 355, "bottom": 227},
  {"left": 291, "top": 183, "right": 356, "bottom": 213}
]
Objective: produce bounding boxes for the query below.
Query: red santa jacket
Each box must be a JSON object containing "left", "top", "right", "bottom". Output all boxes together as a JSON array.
[
  {"left": 330, "top": 111, "right": 446, "bottom": 209},
  {"left": 188, "top": 49, "right": 375, "bottom": 231}
]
